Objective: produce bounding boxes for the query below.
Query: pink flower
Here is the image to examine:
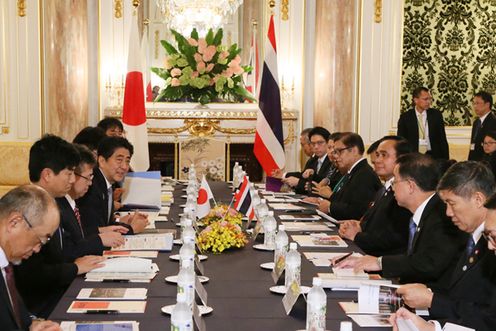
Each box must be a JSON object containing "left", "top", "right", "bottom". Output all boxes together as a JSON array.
[
  {"left": 202, "top": 45, "right": 217, "bottom": 62},
  {"left": 187, "top": 38, "right": 198, "bottom": 46},
  {"left": 198, "top": 38, "right": 207, "bottom": 54},
  {"left": 171, "top": 78, "right": 180, "bottom": 86},
  {"left": 222, "top": 68, "right": 234, "bottom": 78},
  {"left": 219, "top": 51, "right": 229, "bottom": 60},
  {"left": 233, "top": 55, "right": 241, "bottom": 64},
  {"left": 194, "top": 53, "right": 203, "bottom": 63},
  {"left": 206, "top": 63, "right": 215, "bottom": 72},
  {"left": 191, "top": 71, "right": 199, "bottom": 78},
  {"left": 212, "top": 75, "right": 221, "bottom": 83},
  {"left": 171, "top": 68, "right": 182, "bottom": 77},
  {"left": 197, "top": 61, "right": 206, "bottom": 73},
  {"left": 164, "top": 57, "right": 172, "bottom": 69},
  {"left": 209, "top": 79, "right": 215, "bottom": 86}
]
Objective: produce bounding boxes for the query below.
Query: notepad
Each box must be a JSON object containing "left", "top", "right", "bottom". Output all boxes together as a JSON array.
[
  {"left": 317, "top": 272, "right": 392, "bottom": 290},
  {"left": 281, "top": 221, "right": 332, "bottom": 232},
  {"left": 67, "top": 300, "right": 146, "bottom": 313},
  {"left": 60, "top": 321, "right": 139, "bottom": 331},
  {"left": 102, "top": 251, "right": 158, "bottom": 258},
  {"left": 76, "top": 288, "right": 147, "bottom": 300},
  {"left": 111, "top": 233, "right": 173, "bottom": 251},
  {"left": 291, "top": 234, "right": 348, "bottom": 248}
]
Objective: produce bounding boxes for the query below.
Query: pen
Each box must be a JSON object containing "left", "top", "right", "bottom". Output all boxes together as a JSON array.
[
  {"left": 331, "top": 251, "right": 354, "bottom": 266},
  {"left": 85, "top": 310, "right": 120, "bottom": 314},
  {"left": 102, "top": 279, "right": 129, "bottom": 283}
]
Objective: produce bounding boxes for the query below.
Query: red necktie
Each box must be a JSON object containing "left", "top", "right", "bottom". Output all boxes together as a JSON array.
[
  {"left": 4, "top": 264, "right": 23, "bottom": 328},
  {"left": 74, "top": 206, "right": 85, "bottom": 238}
]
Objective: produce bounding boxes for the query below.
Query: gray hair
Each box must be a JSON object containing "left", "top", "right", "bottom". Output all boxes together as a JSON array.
[{"left": 0, "top": 185, "right": 56, "bottom": 227}]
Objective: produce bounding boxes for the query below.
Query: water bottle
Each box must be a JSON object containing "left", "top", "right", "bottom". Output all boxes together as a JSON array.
[
  {"left": 233, "top": 162, "right": 240, "bottom": 188},
  {"left": 171, "top": 292, "right": 193, "bottom": 331},
  {"left": 274, "top": 224, "right": 288, "bottom": 265},
  {"left": 306, "top": 277, "right": 327, "bottom": 331},
  {"left": 181, "top": 218, "right": 196, "bottom": 243},
  {"left": 256, "top": 199, "right": 269, "bottom": 219},
  {"left": 179, "top": 237, "right": 196, "bottom": 268},
  {"left": 263, "top": 211, "right": 277, "bottom": 248},
  {"left": 177, "top": 259, "right": 196, "bottom": 309},
  {"left": 285, "top": 242, "right": 301, "bottom": 288}
]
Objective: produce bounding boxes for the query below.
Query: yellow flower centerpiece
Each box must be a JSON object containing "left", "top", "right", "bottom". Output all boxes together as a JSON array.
[
  {"left": 151, "top": 28, "right": 255, "bottom": 104},
  {"left": 197, "top": 220, "right": 248, "bottom": 254},
  {"left": 196, "top": 204, "right": 247, "bottom": 253}
]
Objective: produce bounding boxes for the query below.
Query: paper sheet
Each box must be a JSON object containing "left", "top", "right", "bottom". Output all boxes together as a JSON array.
[
  {"left": 76, "top": 288, "right": 147, "bottom": 300},
  {"left": 281, "top": 221, "right": 333, "bottom": 232},
  {"left": 291, "top": 234, "right": 348, "bottom": 248}
]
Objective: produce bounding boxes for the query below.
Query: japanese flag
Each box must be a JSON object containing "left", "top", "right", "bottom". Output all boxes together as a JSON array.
[{"left": 196, "top": 175, "right": 215, "bottom": 219}]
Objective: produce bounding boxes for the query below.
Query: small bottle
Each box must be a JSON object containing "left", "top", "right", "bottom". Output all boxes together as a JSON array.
[
  {"left": 306, "top": 277, "right": 327, "bottom": 331},
  {"left": 285, "top": 242, "right": 301, "bottom": 288},
  {"left": 274, "top": 224, "right": 288, "bottom": 265},
  {"left": 179, "top": 237, "right": 196, "bottom": 268},
  {"left": 256, "top": 199, "right": 269, "bottom": 219},
  {"left": 263, "top": 211, "right": 277, "bottom": 248},
  {"left": 232, "top": 162, "right": 240, "bottom": 188},
  {"left": 171, "top": 292, "right": 193, "bottom": 331},
  {"left": 181, "top": 218, "right": 196, "bottom": 243},
  {"left": 177, "top": 259, "right": 196, "bottom": 310}
]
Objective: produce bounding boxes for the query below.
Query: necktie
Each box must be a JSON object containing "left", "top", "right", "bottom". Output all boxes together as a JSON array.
[
  {"left": 73, "top": 206, "right": 85, "bottom": 238},
  {"left": 4, "top": 264, "right": 23, "bottom": 329},
  {"left": 373, "top": 185, "right": 388, "bottom": 204},
  {"left": 407, "top": 218, "right": 417, "bottom": 255},
  {"left": 472, "top": 118, "right": 482, "bottom": 143},
  {"left": 107, "top": 186, "right": 113, "bottom": 224},
  {"left": 333, "top": 174, "right": 349, "bottom": 193},
  {"left": 316, "top": 159, "right": 322, "bottom": 174},
  {"left": 466, "top": 237, "right": 475, "bottom": 257},
  {"left": 417, "top": 113, "right": 426, "bottom": 139}
]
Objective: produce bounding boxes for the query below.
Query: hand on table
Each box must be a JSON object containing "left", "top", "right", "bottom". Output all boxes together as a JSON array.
[
  {"left": 335, "top": 255, "right": 381, "bottom": 273},
  {"left": 339, "top": 220, "right": 362, "bottom": 240},
  {"left": 302, "top": 169, "right": 314, "bottom": 179},
  {"left": 99, "top": 231, "right": 125, "bottom": 248},
  {"left": 282, "top": 176, "right": 300, "bottom": 188},
  {"left": 396, "top": 283, "right": 433, "bottom": 309},
  {"left": 99, "top": 225, "right": 129, "bottom": 234},
  {"left": 75, "top": 255, "right": 105, "bottom": 275},
  {"left": 30, "top": 320, "right": 61, "bottom": 331},
  {"left": 317, "top": 199, "right": 331, "bottom": 213},
  {"left": 312, "top": 183, "right": 332, "bottom": 198},
  {"left": 390, "top": 307, "right": 435, "bottom": 331}
]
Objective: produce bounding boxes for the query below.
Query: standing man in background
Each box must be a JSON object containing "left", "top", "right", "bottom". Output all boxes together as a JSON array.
[{"left": 468, "top": 91, "right": 496, "bottom": 161}]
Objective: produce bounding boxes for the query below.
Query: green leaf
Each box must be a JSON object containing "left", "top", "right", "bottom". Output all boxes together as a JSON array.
[
  {"left": 234, "top": 85, "right": 257, "bottom": 102},
  {"left": 163, "top": 86, "right": 184, "bottom": 100},
  {"left": 151, "top": 67, "right": 171, "bottom": 80},
  {"left": 154, "top": 89, "right": 167, "bottom": 102},
  {"left": 199, "top": 94, "right": 211, "bottom": 105},
  {"left": 206, "top": 29, "right": 214, "bottom": 45},
  {"left": 160, "top": 40, "right": 178, "bottom": 54},
  {"left": 191, "top": 28, "right": 199, "bottom": 40},
  {"left": 213, "top": 29, "right": 223, "bottom": 45}
]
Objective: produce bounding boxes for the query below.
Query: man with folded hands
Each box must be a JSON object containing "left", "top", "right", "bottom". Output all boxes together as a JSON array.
[
  {"left": 338, "top": 136, "right": 412, "bottom": 256},
  {"left": 393, "top": 161, "right": 496, "bottom": 331},
  {"left": 336, "top": 153, "right": 466, "bottom": 290}
]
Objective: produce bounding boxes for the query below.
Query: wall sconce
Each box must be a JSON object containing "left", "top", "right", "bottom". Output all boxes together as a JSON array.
[
  {"left": 281, "top": 0, "right": 289, "bottom": 21},
  {"left": 280, "top": 75, "right": 295, "bottom": 110},
  {"left": 17, "top": 0, "right": 26, "bottom": 17},
  {"left": 105, "top": 75, "right": 125, "bottom": 107},
  {"left": 114, "top": 0, "right": 123, "bottom": 18}
]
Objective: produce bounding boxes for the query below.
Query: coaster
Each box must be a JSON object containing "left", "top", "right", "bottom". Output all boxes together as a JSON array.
[
  {"left": 165, "top": 275, "right": 209, "bottom": 284},
  {"left": 161, "top": 304, "right": 213, "bottom": 315},
  {"left": 260, "top": 262, "right": 275, "bottom": 270},
  {"left": 169, "top": 254, "right": 208, "bottom": 261},
  {"left": 253, "top": 244, "right": 275, "bottom": 251},
  {"left": 269, "top": 285, "right": 311, "bottom": 295}
]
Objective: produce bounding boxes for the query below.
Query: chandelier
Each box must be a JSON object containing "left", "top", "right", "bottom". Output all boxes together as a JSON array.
[{"left": 155, "top": 0, "right": 243, "bottom": 36}]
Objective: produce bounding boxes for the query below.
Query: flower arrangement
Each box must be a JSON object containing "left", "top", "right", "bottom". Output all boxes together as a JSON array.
[
  {"left": 197, "top": 220, "right": 248, "bottom": 253},
  {"left": 151, "top": 28, "right": 255, "bottom": 104},
  {"left": 201, "top": 204, "right": 242, "bottom": 226}
]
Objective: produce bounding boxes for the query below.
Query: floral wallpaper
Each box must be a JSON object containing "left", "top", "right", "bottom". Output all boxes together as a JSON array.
[{"left": 401, "top": 0, "right": 496, "bottom": 125}]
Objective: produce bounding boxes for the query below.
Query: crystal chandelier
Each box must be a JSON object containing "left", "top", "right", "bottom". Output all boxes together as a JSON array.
[{"left": 155, "top": 0, "right": 243, "bottom": 36}]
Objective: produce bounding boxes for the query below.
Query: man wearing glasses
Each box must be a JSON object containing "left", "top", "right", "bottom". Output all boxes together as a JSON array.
[
  {"left": 317, "top": 132, "right": 382, "bottom": 220},
  {"left": 14, "top": 135, "right": 105, "bottom": 318},
  {"left": 0, "top": 185, "right": 62, "bottom": 330},
  {"left": 397, "top": 87, "right": 449, "bottom": 160},
  {"left": 56, "top": 144, "right": 125, "bottom": 262},
  {"left": 392, "top": 161, "right": 496, "bottom": 331},
  {"left": 468, "top": 91, "right": 496, "bottom": 161}
]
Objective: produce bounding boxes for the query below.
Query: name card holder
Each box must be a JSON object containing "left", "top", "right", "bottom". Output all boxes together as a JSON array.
[
  {"left": 195, "top": 276, "right": 208, "bottom": 306},
  {"left": 252, "top": 219, "right": 263, "bottom": 240},
  {"left": 282, "top": 281, "right": 307, "bottom": 315},
  {"left": 271, "top": 255, "right": 286, "bottom": 285},
  {"left": 192, "top": 302, "right": 206, "bottom": 331},
  {"left": 194, "top": 255, "right": 205, "bottom": 276}
]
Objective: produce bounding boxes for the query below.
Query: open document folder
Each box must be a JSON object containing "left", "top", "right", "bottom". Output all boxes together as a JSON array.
[{"left": 121, "top": 171, "right": 161, "bottom": 210}]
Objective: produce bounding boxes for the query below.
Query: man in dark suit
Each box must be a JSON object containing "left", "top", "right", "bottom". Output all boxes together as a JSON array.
[
  {"left": 281, "top": 127, "right": 332, "bottom": 194},
  {"left": 77, "top": 137, "right": 148, "bottom": 237},
  {"left": 318, "top": 132, "right": 382, "bottom": 220},
  {"left": 397, "top": 161, "right": 496, "bottom": 331},
  {"left": 339, "top": 136, "right": 412, "bottom": 256},
  {"left": 14, "top": 135, "right": 105, "bottom": 318},
  {"left": 337, "top": 153, "right": 466, "bottom": 289},
  {"left": 468, "top": 91, "right": 496, "bottom": 161},
  {"left": 0, "top": 185, "right": 62, "bottom": 330},
  {"left": 57, "top": 144, "right": 125, "bottom": 262},
  {"left": 397, "top": 87, "right": 449, "bottom": 160}
]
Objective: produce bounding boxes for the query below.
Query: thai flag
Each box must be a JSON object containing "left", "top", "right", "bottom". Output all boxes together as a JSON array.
[
  {"left": 234, "top": 176, "right": 255, "bottom": 220},
  {"left": 253, "top": 15, "right": 285, "bottom": 175},
  {"left": 122, "top": 13, "right": 149, "bottom": 171}
]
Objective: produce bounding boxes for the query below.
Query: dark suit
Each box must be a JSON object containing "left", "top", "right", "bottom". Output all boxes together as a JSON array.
[
  {"left": 354, "top": 186, "right": 411, "bottom": 256},
  {"left": 77, "top": 168, "right": 133, "bottom": 237},
  {"left": 0, "top": 268, "right": 32, "bottom": 330},
  {"left": 429, "top": 237, "right": 496, "bottom": 331},
  {"left": 329, "top": 159, "right": 382, "bottom": 220},
  {"left": 468, "top": 111, "right": 496, "bottom": 161},
  {"left": 381, "top": 194, "right": 467, "bottom": 289},
  {"left": 483, "top": 152, "right": 496, "bottom": 178},
  {"left": 14, "top": 228, "right": 78, "bottom": 318},
  {"left": 285, "top": 155, "right": 331, "bottom": 194},
  {"left": 56, "top": 197, "right": 105, "bottom": 262},
  {"left": 397, "top": 108, "right": 449, "bottom": 159}
]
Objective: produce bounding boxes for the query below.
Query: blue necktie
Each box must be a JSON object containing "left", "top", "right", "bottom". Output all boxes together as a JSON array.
[
  {"left": 466, "top": 237, "right": 475, "bottom": 257},
  {"left": 407, "top": 218, "right": 417, "bottom": 255}
]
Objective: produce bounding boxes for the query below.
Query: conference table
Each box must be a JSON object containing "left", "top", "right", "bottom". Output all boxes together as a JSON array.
[{"left": 50, "top": 181, "right": 390, "bottom": 330}]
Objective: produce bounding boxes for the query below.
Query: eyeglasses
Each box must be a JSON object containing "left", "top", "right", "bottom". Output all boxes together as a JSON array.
[
  {"left": 481, "top": 141, "right": 496, "bottom": 146},
  {"left": 20, "top": 213, "right": 51, "bottom": 246},
  {"left": 332, "top": 146, "right": 352, "bottom": 156},
  {"left": 75, "top": 172, "right": 94, "bottom": 182}
]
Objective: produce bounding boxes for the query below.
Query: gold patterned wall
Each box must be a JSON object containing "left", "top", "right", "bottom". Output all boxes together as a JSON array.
[
  {"left": 401, "top": 0, "right": 496, "bottom": 126},
  {"left": 42, "top": 0, "right": 89, "bottom": 140}
]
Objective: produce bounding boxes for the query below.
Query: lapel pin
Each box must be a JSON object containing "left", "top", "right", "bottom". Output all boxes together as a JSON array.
[
  {"left": 462, "top": 265, "right": 467, "bottom": 271},
  {"left": 469, "top": 257, "right": 474, "bottom": 264}
]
